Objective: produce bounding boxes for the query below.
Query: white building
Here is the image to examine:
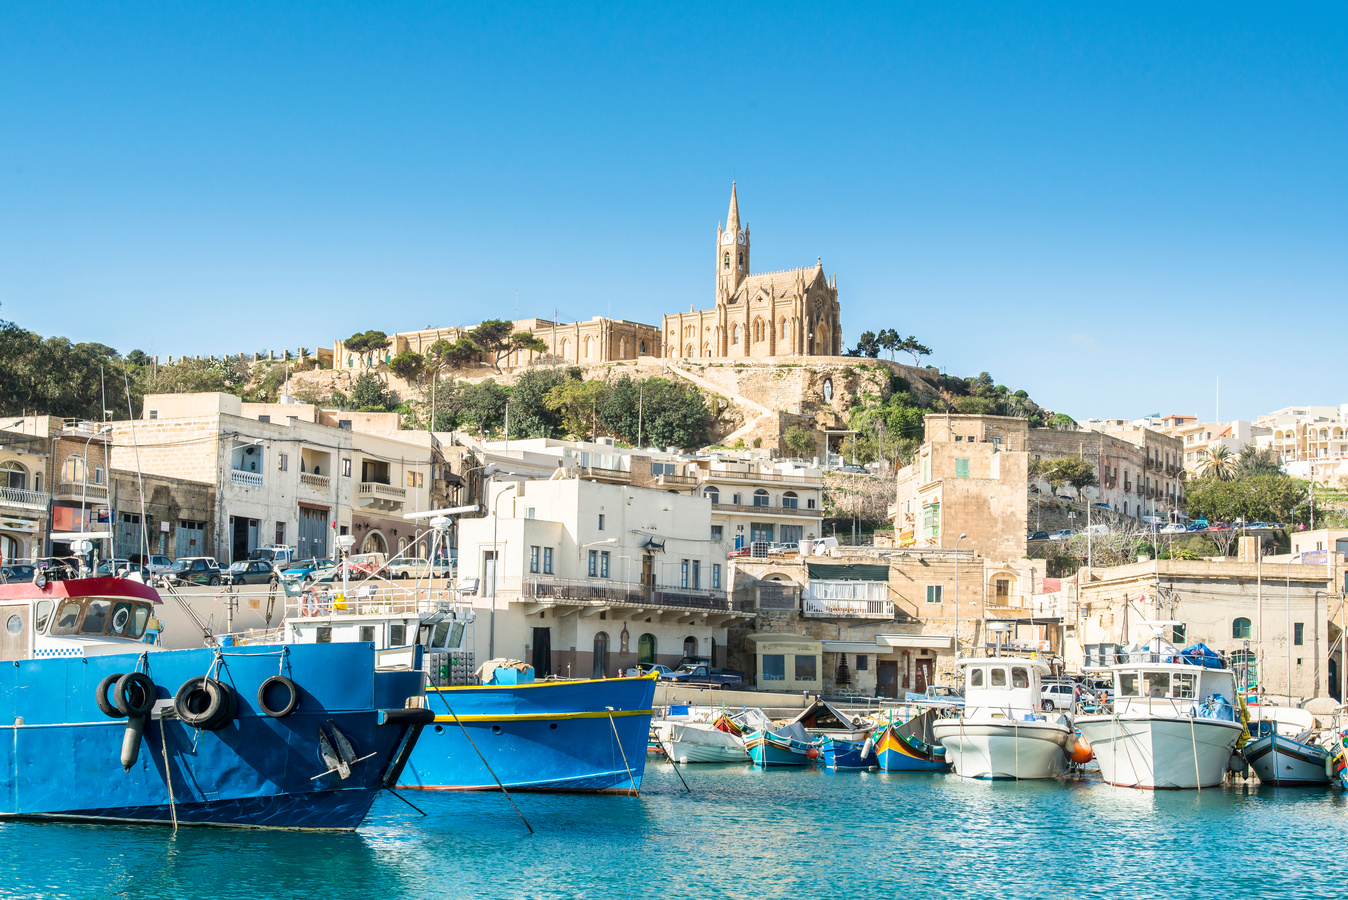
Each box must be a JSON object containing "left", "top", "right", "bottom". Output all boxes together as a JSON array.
[
  {"left": 1255, "top": 404, "right": 1348, "bottom": 484},
  {"left": 455, "top": 477, "right": 749, "bottom": 678}
]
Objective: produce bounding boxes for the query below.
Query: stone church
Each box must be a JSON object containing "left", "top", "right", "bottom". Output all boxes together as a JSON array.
[{"left": 663, "top": 183, "right": 842, "bottom": 359}]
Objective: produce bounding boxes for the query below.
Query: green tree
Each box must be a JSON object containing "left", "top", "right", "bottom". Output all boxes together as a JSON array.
[
  {"left": 899, "top": 336, "right": 932, "bottom": 366},
  {"left": 508, "top": 367, "right": 572, "bottom": 438},
  {"left": 783, "top": 425, "right": 817, "bottom": 458},
  {"left": 348, "top": 372, "right": 398, "bottom": 411},
  {"left": 544, "top": 380, "right": 606, "bottom": 439},
  {"left": 1049, "top": 413, "right": 1078, "bottom": 430},
  {"left": 456, "top": 380, "right": 510, "bottom": 434},
  {"left": 877, "top": 328, "right": 902, "bottom": 360},
  {"left": 388, "top": 350, "right": 426, "bottom": 383},
  {"left": 343, "top": 330, "right": 391, "bottom": 357},
  {"left": 637, "top": 378, "right": 711, "bottom": 449},
  {"left": 465, "top": 320, "right": 548, "bottom": 373},
  {"left": 1031, "top": 456, "right": 1098, "bottom": 498},
  {"left": 1185, "top": 474, "right": 1309, "bottom": 524},
  {"left": 1198, "top": 444, "right": 1236, "bottom": 480},
  {"left": 1234, "top": 445, "right": 1282, "bottom": 479},
  {"left": 847, "top": 331, "right": 881, "bottom": 358}
]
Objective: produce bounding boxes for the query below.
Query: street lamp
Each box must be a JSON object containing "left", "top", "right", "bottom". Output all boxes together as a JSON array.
[
  {"left": 79, "top": 424, "right": 113, "bottom": 568},
  {"left": 954, "top": 533, "right": 967, "bottom": 661}
]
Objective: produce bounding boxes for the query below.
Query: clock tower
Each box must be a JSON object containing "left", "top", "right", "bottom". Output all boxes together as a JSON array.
[{"left": 716, "top": 182, "right": 750, "bottom": 302}]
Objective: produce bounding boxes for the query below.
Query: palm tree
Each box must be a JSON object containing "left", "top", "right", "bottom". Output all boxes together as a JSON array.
[{"left": 1199, "top": 444, "right": 1236, "bottom": 480}]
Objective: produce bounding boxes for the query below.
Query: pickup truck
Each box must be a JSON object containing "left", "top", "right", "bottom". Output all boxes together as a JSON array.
[
  {"left": 904, "top": 685, "right": 964, "bottom": 705},
  {"left": 386, "top": 557, "right": 452, "bottom": 580},
  {"left": 665, "top": 664, "right": 744, "bottom": 690}
]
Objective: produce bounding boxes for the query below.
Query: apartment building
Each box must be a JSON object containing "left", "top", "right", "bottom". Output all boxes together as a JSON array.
[
  {"left": 1255, "top": 403, "right": 1348, "bottom": 483},
  {"left": 455, "top": 477, "right": 747, "bottom": 678},
  {"left": 1162, "top": 419, "right": 1270, "bottom": 476},
  {"left": 0, "top": 425, "right": 51, "bottom": 564},
  {"left": 3, "top": 417, "right": 114, "bottom": 560},
  {"left": 1061, "top": 420, "right": 1186, "bottom": 521}
]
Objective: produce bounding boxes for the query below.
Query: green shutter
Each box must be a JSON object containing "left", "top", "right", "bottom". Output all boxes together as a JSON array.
[{"left": 955, "top": 458, "right": 970, "bottom": 478}]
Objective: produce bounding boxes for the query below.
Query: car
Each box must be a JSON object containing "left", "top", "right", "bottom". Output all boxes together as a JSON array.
[
  {"left": 1048, "top": 529, "right": 1077, "bottom": 541},
  {"left": 281, "top": 557, "right": 338, "bottom": 581},
  {"left": 1027, "top": 531, "right": 1049, "bottom": 541},
  {"left": 1208, "top": 522, "right": 1231, "bottom": 531},
  {"left": 1185, "top": 522, "right": 1208, "bottom": 532},
  {"left": 904, "top": 685, "right": 964, "bottom": 705},
  {"left": 161, "top": 556, "right": 223, "bottom": 586},
  {"left": 128, "top": 554, "right": 174, "bottom": 575},
  {"left": 1041, "top": 682, "right": 1076, "bottom": 712},
  {"left": 248, "top": 545, "right": 297, "bottom": 568},
  {"left": 222, "top": 559, "right": 279, "bottom": 586},
  {"left": 623, "top": 663, "right": 675, "bottom": 678},
  {"left": 1159, "top": 523, "right": 1187, "bottom": 534},
  {"left": 839, "top": 464, "right": 868, "bottom": 474},
  {"left": 665, "top": 664, "right": 744, "bottom": 690},
  {"left": 386, "top": 557, "right": 453, "bottom": 580},
  {"left": 0, "top": 564, "right": 37, "bottom": 583},
  {"left": 94, "top": 558, "right": 133, "bottom": 576}
]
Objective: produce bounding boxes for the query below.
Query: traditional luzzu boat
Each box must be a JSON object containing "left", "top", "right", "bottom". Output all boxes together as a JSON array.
[
  {"left": 820, "top": 734, "right": 877, "bottom": 770},
  {"left": 745, "top": 722, "right": 823, "bottom": 767},
  {"left": 873, "top": 709, "right": 949, "bottom": 773},
  {"left": 656, "top": 710, "right": 760, "bottom": 764},
  {"left": 1244, "top": 705, "right": 1331, "bottom": 787},
  {"left": 0, "top": 576, "right": 431, "bottom": 830},
  {"left": 1076, "top": 640, "right": 1246, "bottom": 790},
  {"left": 932, "top": 657, "right": 1073, "bottom": 780}
]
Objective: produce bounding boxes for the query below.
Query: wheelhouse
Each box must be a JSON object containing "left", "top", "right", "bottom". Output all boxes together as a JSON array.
[{"left": 0, "top": 578, "right": 160, "bottom": 661}]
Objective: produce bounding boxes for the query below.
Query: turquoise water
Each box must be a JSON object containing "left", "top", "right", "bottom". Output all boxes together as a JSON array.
[{"left": 3, "top": 763, "right": 1346, "bottom": 899}]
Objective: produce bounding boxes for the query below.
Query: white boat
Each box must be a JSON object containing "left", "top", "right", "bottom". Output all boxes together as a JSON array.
[
  {"left": 1244, "top": 705, "right": 1330, "bottom": 787},
  {"left": 932, "top": 657, "right": 1072, "bottom": 780},
  {"left": 1076, "top": 642, "right": 1244, "bottom": 790},
  {"left": 654, "top": 708, "right": 767, "bottom": 764}
]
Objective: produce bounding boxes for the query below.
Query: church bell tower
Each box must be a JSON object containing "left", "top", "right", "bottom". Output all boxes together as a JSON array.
[{"left": 716, "top": 182, "right": 750, "bottom": 302}]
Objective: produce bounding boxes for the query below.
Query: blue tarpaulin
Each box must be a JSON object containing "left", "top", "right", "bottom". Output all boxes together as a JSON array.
[{"left": 1180, "top": 643, "right": 1224, "bottom": 669}]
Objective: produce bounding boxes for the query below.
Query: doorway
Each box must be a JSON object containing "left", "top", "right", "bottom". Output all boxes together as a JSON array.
[
  {"left": 637, "top": 633, "right": 657, "bottom": 665},
  {"left": 592, "top": 631, "right": 609, "bottom": 679},
  {"left": 876, "top": 660, "right": 898, "bottom": 698},
  {"left": 482, "top": 550, "right": 498, "bottom": 597},
  {"left": 230, "top": 516, "right": 258, "bottom": 562},
  {"left": 915, "top": 658, "right": 935, "bottom": 694},
  {"left": 532, "top": 627, "right": 552, "bottom": 677}
]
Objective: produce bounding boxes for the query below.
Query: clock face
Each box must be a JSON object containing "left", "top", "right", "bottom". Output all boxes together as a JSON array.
[
  {"left": 737, "top": 231, "right": 746, "bottom": 245},
  {"left": 721, "top": 230, "right": 735, "bottom": 245}
]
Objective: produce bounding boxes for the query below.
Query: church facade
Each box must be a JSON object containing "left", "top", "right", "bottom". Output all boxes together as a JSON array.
[{"left": 662, "top": 184, "right": 842, "bottom": 359}]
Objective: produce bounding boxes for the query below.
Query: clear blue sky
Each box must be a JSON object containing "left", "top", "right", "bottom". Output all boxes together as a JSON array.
[{"left": 2, "top": 3, "right": 1344, "bottom": 422}]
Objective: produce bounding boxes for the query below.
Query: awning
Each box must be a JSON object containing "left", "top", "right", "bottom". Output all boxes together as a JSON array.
[
  {"left": 805, "top": 562, "right": 889, "bottom": 582},
  {"left": 875, "top": 634, "right": 953, "bottom": 650}
]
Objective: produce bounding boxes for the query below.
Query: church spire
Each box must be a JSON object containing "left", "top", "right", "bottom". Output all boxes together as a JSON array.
[{"left": 727, "top": 182, "right": 740, "bottom": 233}]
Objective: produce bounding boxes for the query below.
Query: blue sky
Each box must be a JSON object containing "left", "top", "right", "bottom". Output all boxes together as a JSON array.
[{"left": 2, "top": 3, "right": 1344, "bottom": 422}]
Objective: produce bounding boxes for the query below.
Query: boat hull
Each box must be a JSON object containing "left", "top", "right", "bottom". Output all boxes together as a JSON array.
[
  {"left": 0, "top": 644, "right": 424, "bottom": 830},
  {"left": 932, "top": 720, "right": 1070, "bottom": 780},
  {"left": 745, "top": 730, "right": 819, "bottom": 767},
  {"left": 1245, "top": 732, "right": 1331, "bottom": 786},
  {"left": 658, "top": 722, "right": 749, "bottom": 764},
  {"left": 402, "top": 675, "right": 656, "bottom": 794},
  {"left": 875, "top": 726, "right": 949, "bottom": 773},
  {"left": 822, "top": 735, "right": 877, "bottom": 770},
  {"left": 1076, "top": 714, "right": 1243, "bottom": 789}
]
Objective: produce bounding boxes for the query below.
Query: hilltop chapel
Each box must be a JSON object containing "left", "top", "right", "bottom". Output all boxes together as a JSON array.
[{"left": 662, "top": 183, "right": 843, "bottom": 359}]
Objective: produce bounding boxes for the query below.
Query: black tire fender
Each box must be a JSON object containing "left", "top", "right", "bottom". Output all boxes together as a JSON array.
[
  {"left": 114, "top": 672, "right": 157, "bottom": 717},
  {"left": 96, "top": 673, "right": 126, "bottom": 718},
  {"left": 174, "top": 676, "right": 234, "bottom": 730},
  {"left": 257, "top": 675, "right": 300, "bottom": 718}
]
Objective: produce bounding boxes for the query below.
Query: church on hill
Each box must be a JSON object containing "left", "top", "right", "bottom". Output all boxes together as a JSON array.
[{"left": 662, "top": 183, "right": 843, "bottom": 359}]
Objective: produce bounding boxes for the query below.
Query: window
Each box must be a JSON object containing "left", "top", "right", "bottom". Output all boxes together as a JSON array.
[
  {"left": 762, "top": 654, "right": 786, "bottom": 681},
  {"left": 338, "top": 420, "right": 352, "bottom": 431},
  {"left": 723, "top": 252, "right": 730, "bottom": 271},
  {"left": 1143, "top": 672, "right": 1170, "bottom": 698},
  {"left": 62, "top": 456, "right": 85, "bottom": 483},
  {"left": 390, "top": 624, "right": 406, "bottom": 646},
  {"left": 703, "top": 486, "right": 720, "bottom": 504},
  {"left": 598, "top": 514, "right": 605, "bottom": 531},
  {"left": 683, "top": 636, "right": 698, "bottom": 657},
  {"left": 807, "top": 498, "right": 816, "bottom": 509},
  {"left": 732, "top": 493, "right": 742, "bottom": 505},
  {"left": 1012, "top": 667, "right": 1028, "bottom": 688},
  {"left": 732, "top": 325, "right": 740, "bottom": 345},
  {"left": 588, "top": 550, "right": 598, "bottom": 577},
  {"left": 969, "top": 668, "right": 984, "bottom": 687},
  {"left": 1294, "top": 622, "right": 1304, "bottom": 646},
  {"left": 990, "top": 667, "right": 1007, "bottom": 687},
  {"left": 93, "top": 465, "right": 104, "bottom": 485},
  {"left": 782, "top": 491, "right": 798, "bottom": 509},
  {"left": 34, "top": 600, "right": 53, "bottom": 632},
  {"left": 691, "top": 560, "right": 700, "bottom": 589},
  {"left": 278, "top": 452, "right": 289, "bottom": 472},
  {"left": 1173, "top": 672, "right": 1197, "bottom": 700},
  {"left": 600, "top": 551, "right": 611, "bottom": 579},
  {"left": 753, "top": 489, "right": 769, "bottom": 507},
  {"left": 955, "top": 458, "right": 970, "bottom": 478},
  {"left": 1232, "top": 617, "right": 1251, "bottom": 639},
  {"left": 856, "top": 654, "right": 868, "bottom": 671},
  {"left": 148, "top": 409, "right": 159, "bottom": 420},
  {"left": 530, "top": 546, "right": 540, "bottom": 574},
  {"left": 342, "top": 459, "right": 352, "bottom": 477},
  {"left": 317, "top": 626, "right": 332, "bottom": 643},
  {"left": 543, "top": 547, "right": 553, "bottom": 574},
  {"left": 80, "top": 600, "right": 110, "bottom": 634},
  {"left": 275, "top": 522, "right": 285, "bottom": 545},
  {"left": 795, "top": 655, "right": 817, "bottom": 681},
  {"left": 681, "top": 559, "right": 690, "bottom": 588},
  {"left": 926, "top": 585, "right": 943, "bottom": 604},
  {"left": 712, "top": 564, "right": 721, "bottom": 589},
  {"left": 711, "top": 525, "right": 723, "bottom": 542},
  {"left": 359, "top": 625, "right": 375, "bottom": 643}
]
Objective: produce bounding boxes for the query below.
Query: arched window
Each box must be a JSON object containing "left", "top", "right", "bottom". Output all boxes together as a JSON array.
[
  {"left": 782, "top": 491, "right": 798, "bottom": 509},
  {"left": 737, "top": 252, "right": 743, "bottom": 270},
  {"left": 753, "top": 488, "right": 769, "bottom": 508},
  {"left": 362, "top": 530, "right": 388, "bottom": 554},
  {"left": 1, "top": 461, "right": 27, "bottom": 491},
  {"left": 618, "top": 337, "right": 627, "bottom": 358},
  {"left": 1232, "top": 617, "right": 1251, "bottom": 639},
  {"left": 703, "top": 342, "right": 711, "bottom": 357},
  {"left": 62, "top": 456, "right": 85, "bottom": 484},
  {"left": 637, "top": 633, "right": 657, "bottom": 665},
  {"left": 593, "top": 631, "right": 610, "bottom": 679},
  {"left": 583, "top": 336, "right": 593, "bottom": 359},
  {"left": 723, "top": 253, "right": 730, "bottom": 271},
  {"left": 732, "top": 325, "right": 740, "bottom": 345},
  {"left": 703, "top": 486, "right": 720, "bottom": 504},
  {"left": 639, "top": 340, "right": 646, "bottom": 355},
  {"left": 685, "top": 344, "right": 694, "bottom": 357},
  {"left": 560, "top": 338, "right": 569, "bottom": 358},
  {"left": 780, "top": 317, "right": 787, "bottom": 339},
  {"left": 683, "top": 636, "right": 698, "bottom": 658}
]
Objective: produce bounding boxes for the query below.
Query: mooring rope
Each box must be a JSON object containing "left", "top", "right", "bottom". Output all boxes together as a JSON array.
[
  {"left": 606, "top": 707, "right": 639, "bottom": 795},
  {"left": 159, "top": 718, "right": 178, "bottom": 833}
]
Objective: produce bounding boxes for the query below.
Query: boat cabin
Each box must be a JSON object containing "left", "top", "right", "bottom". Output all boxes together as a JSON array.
[
  {"left": 1110, "top": 662, "right": 1235, "bottom": 716},
  {"left": 0, "top": 577, "right": 160, "bottom": 662},
  {"left": 959, "top": 657, "right": 1050, "bottom": 714}
]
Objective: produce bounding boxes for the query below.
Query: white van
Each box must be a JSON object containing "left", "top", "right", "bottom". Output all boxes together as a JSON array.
[{"left": 1083, "top": 524, "right": 1110, "bottom": 537}]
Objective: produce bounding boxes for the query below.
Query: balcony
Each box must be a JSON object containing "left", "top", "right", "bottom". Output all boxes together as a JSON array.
[
  {"left": 0, "top": 486, "right": 49, "bottom": 512},
  {"left": 495, "top": 575, "right": 733, "bottom": 614},
  {"left": 652, "top": 472, "right": 698, "bottom": 486},
  {"left": 577, "top": 465, "right": 630, "bottom": 484},
  {"left": 711, "top": 502, "right": 821, "bottom": 518},
  {"left": 299, "top": 472, "right": 331, "bottom": 492},
  {"left": 702, "top": 469, "right": 823, "bottom": 485},
  {"left": 802, "top": 580, "right": 893, "bottom": 618},
  {"left": 230, "top": 469, "right": 263, "bottom": 487},
  {"left": 53, "top": 482, "right": 108, "bottom": 501},
  {"left": 357, "top": 481, "right": 406, "bottom": 511}
]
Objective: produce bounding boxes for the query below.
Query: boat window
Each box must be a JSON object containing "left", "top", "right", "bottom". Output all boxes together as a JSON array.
[
  {"left": 431, "top": 622, "right": 451, "bottom": 648},
  {"left": 51, "top": 601, "right": 83, "bottom": 635},
  {"left": 968, "top": 668, "right": 984, "bottom": 687},
  {"left": 390, "top": 624, "right": 407, "bottom": 646},
  {"left": 990, "top": 667, "right": 1007, "bottom": 687},
  {"left": 109, "top": 602, "right": 133, "bottom": 635},
  {"left": 128, "top": 605, "right": 150, "bottom": 639},
  {"left": 1172, "top": 672, "right": 1197, "bottom": 700},
  {"left": 1118, "top": 672, "right": 1139, "bottom": 697},
  {"left": 34, "top": 600, "right": 53, "bottom": 632},
  {"left": 1143, "top": 671, "right": 1170, "bottom": 698},
  {"left": 1012, "top": 667, "right": 1029, "bottom": 688},
  {"left": 80, "top": 600, "right": 111, "bottom": 634}
]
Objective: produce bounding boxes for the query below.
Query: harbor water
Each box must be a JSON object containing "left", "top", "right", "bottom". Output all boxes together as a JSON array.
[{"left": 4, "top": 762, "right": 1347, "bottom": 899}]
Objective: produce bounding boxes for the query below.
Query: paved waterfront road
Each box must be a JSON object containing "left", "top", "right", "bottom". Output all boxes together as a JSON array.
[{"left": 2, "top": 763, "right": 1347, "bottom": 899}]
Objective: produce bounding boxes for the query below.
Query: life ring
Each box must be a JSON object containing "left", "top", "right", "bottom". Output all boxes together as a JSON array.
[
  {"left": 302, "top": 589, "right": 321, "bottom": 617},
  {"left": 257, "top": 675, "right": 301, "bottom": 718},
  {"left": 96, "top": 673, "right": 125, "bottom": 719},
  {"left": 173, "top": 676, "right": 235, "bottom": 731},
  {"left": 114, "top": 672, "right": 157, "bottom": 718}
]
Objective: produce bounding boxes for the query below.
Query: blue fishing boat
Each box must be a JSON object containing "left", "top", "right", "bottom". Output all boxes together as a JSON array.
[
  {"left": 821, "top": 734, "right": 877, "bottom": 770},
  {"left": 874, "top": 709, "right": 950, "bottom": 772},
  {"left": 404, "top": 673, "right": 658, "bottom": 794},
  {"left": 745, "top": 723, "right": 823, "bottom": 767},
  {"left": 0, "top": 577, "right": 431, "bottom": 830}
]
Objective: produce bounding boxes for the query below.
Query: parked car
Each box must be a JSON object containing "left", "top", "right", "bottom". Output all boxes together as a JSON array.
[
  {"left": 223, "top": 559, "right": 279, "bottom": 586},
  {"left": 1048, "top": 529, "right": 1077, "bottom": 541},
  {"left": 665, "top": 664, "right": 743, "bottom": 690},
  {"left": 0, "top": 564, "right": 37, "bottom": 582},
  {"left": 1027, "top": 531, "right": 1049, "bottom": 541},
  {"left": 904, "top": 685, "right": 964, "bottom": 705},
  {"left": 1083, "top": 524, "right": 1110, "bottom": 537},
  {"left": 1159, "top": 523, "right": 1187, "bottom": 534},
  {"left": 161, "top": 557, "right": 223, "bottom": 586},
  {"left": 1041, "top": 682, "right": 1076, "bottom": 712},
  {"left": 94, "top": 558, "right": 133, "bottom": 576},
  {"left": 386, "top": 557, "right": 452, "bottom": 580},
  {"left": 281, "top": 557, "right": 338, "bottom": 582},
  {"left": 623, "top": 663, "right": 675, "bottom": 678},
  {"left": 1185, "top": 521, "right": 1209, "bottom": 532},
  {"left": 248, "top": 544, "right": 297, "bottom": 568},
  {"left": 128, "top": 554, "right": 174, "bottom": 575}
]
